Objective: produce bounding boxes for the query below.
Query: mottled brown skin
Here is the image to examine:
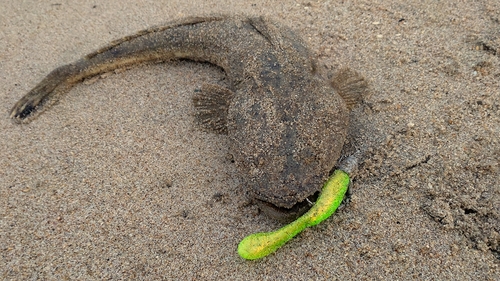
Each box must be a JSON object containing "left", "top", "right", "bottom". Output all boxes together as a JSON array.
[{"left": 10, "top": 15, "right": 350, "bottom": 219}]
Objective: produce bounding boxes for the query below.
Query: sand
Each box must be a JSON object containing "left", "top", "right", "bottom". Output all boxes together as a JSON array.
[{"left": 1, "top": 0, "right": 499, "bottom": 280}]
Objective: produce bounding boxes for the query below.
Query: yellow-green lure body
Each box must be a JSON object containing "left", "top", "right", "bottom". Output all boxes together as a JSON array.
[{"left": 238, "top": 169, "right": 350, "bottom": 260}]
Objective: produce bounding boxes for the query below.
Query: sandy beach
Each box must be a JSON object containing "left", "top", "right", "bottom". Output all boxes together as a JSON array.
[{"left": 1, "top": 0, "right": 498, "bottom": 279}]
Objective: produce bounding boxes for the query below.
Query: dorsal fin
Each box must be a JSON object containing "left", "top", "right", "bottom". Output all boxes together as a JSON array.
[
  {"left": 330, "top": 68, "right": 368, "bottom": 110},
  {"left": 86, "top": 15, "right": 227, "bottom": 60}
]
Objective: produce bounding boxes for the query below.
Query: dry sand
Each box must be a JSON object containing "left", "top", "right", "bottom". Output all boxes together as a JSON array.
[{"left": 1, "top": 0, "right": 499, "bottom": 280}]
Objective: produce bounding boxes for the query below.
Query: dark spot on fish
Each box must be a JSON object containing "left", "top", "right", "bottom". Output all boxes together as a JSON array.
[{"left": 18, "top": 104, "right": 36, "bottom": 119}]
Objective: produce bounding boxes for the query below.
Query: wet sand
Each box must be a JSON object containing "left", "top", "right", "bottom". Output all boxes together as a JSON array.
[{"left": 1, "top": 0, "right": 498, "bottom": 279}]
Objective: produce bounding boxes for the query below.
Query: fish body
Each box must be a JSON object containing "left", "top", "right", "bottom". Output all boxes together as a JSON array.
[{"left": 10, "top": 16, "right": 360, "bottom": 218}]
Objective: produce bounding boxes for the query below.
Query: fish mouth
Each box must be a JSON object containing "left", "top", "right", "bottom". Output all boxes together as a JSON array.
[{"left": 256, "top": 191, "right": 320, "bottom": 223}]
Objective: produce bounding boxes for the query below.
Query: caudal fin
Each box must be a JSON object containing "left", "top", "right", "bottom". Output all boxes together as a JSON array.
[{"left": 10, "top": 64, "right": 75, "bottom": 121}]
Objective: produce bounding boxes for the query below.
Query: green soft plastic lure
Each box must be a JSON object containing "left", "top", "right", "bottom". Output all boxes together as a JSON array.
[{"left": 238, "top": 169, "right": 350, "bottom": 260}]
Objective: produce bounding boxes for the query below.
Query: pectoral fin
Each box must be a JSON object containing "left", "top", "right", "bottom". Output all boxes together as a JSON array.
[
  {"left": 330, "top": 68, "right": 369, "bottom": 110},
  {"left": 192, "top": 84, "right": 234, "bottom": 134}
]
